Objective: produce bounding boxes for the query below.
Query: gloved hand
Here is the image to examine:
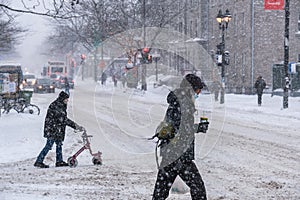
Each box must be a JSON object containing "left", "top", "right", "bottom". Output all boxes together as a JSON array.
[
  {"left": 75, "top": 124, "right": 85, "bottom": 131},
  {"left": 197, "top": 117, "right": 209, "bottom": 133},
  {"left": 155, "top": 121, "right": 175, "bottom": 140}
]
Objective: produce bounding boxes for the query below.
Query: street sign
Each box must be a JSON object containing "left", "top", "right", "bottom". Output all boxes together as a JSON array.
[
  {"left": 288, "top": 62, "right": 296, "bottom": 74},
  {"left": 98, "top": 60, "right": 105, "bottom": 69},
  {"left": 264, "top": 0, "right": 284, "bottom": 10}
]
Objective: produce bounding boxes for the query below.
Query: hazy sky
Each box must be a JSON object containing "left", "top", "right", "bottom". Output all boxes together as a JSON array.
[{"left": 13, "top": 1, "right": 51, "bottom": 75}]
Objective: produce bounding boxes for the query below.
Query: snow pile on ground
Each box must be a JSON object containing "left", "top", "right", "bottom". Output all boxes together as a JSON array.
[{"left": 0, "top": 78, "right": 299, "bottom": 200}]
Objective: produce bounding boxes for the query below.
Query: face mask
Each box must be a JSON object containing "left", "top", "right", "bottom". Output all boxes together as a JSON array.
[{"left": 194, "top": 93, "right": 199, "bottom": 99}]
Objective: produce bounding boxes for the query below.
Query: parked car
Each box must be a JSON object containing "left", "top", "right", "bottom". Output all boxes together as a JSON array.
[
  {"left": 34, "top": 78, "right": 55, "bottom": 93},
  {"left": 22, "top": 73, "right": 37, "bottom": 89},
  {"left": 56, "top": 76, "right": 74, "bottom": 89}
]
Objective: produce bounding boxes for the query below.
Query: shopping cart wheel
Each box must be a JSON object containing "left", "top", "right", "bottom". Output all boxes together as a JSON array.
[
  {"left": 92, "top": 157, "right": 102, "bottom": 165},
  {"left": 67, "top": 157, "right": 78, "bottom": 168}
]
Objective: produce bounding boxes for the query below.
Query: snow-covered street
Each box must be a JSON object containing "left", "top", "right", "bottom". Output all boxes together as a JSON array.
[{"left": 0, "top": 78, "right": 299, "bottom": 200}]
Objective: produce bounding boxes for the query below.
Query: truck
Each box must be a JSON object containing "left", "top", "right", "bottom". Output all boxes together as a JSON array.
[
  {"left": 0, "top": 62, "right": 23, "bottom": 95},
  {"left": 42, "top": 61, "right": 67, "bottom": 77}
]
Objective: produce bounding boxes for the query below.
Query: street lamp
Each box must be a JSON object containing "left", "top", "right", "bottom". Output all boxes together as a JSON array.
[
  {"left": 216, "top": 9, "right": 231, "bottom": 104},
  {"left": 152, "top": 51, "right": 161, "bottom": 82}
]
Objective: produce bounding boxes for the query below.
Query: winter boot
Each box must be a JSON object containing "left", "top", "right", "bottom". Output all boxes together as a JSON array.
[
  {"left": 55, "top": 161, "right": 69, "bottom": 167},
  {"left": 34, "top": 162, "right": 49, "bottom": 168}
]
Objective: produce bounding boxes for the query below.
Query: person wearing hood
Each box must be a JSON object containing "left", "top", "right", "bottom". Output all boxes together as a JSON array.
[
  {"left": 152, "top": 74, "right": 207, "bottom": 200},
  {"left": 34, "top": 91, "right": 84, "bottom": 168},
  {"left": 254, "top": 75, "right": 266, "bottom": 106}
]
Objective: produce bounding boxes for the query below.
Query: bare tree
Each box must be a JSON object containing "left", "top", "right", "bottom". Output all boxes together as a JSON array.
[
  {"left": 0, "top": 0, "right": 82, "bottom": 19},
  {"left": 0, "top": 0, "right": 83, "bottom": 54},
  {"left": 44, "top": 0, "right": 202, "bottom": 59},
  {"left": 0, "top": 6, "right": 26, "bottom": 53}
]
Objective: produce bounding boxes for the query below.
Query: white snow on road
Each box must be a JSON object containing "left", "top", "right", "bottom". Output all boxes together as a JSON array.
[{"left": 0, "top": 78, "right": 299, "bottom": 200}]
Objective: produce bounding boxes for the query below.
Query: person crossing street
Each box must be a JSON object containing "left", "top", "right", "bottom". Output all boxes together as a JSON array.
[{"left": 34, "top": 91, "right": 84, "bottom": 168}]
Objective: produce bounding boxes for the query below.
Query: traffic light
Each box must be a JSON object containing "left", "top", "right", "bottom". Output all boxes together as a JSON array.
[
  {"left": 140, "top": 48, "right": 152, "bottom": 64},
  {"left": 224, "top": 51, "right": 230, "bottom": 65}
]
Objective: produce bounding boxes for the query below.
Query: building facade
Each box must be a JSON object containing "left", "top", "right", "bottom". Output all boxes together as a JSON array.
[{"left": 169, "top": 0, "right": 300, "bottom": 94}]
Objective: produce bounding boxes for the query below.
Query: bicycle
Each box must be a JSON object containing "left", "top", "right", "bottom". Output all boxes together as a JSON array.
[
  {"left": 1, "top": 97, "right": 40, "bottom": 115},
  {"left": 13, "top": 98, "right": 40, "bottom": 115}
]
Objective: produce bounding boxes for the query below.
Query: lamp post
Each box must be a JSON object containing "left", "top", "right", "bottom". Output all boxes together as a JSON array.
[
  {"left": 152, "top": 52, "right": 161, "bottom": 82},
  {"left": 283, "top": 0, "right": 290, "bottom": 109},
  {"left": 216, "top": 9, "right": 231, "bottom": 104}
]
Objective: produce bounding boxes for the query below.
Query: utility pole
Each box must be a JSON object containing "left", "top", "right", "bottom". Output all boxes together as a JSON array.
[
  {"left": 283, "top": 0, "right": 290, "bottom": 109},
  {"left": 141, "top": 0, "right": 147, "bottom": 91}
]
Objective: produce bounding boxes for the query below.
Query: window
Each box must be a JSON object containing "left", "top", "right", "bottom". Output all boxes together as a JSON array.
[
  {"left": 298, "top": 12, "right": 300, "bottom": 31},
  {"left": 195, "top": 19, "right": 198, "bottom": 38},
  {"left": 234, "top": 13, "right": 238, "bottom": 36},
  {"left": 179, "top": 22, "right": 183, "bottom": 33},
  {"left": 190, "top": 20, "right": 193, "bottom": 37},
  {"left": 241, "top": 12, "right": 245, "bottom": 35}
]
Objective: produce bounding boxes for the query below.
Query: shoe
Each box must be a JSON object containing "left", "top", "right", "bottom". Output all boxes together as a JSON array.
[
  {"left": 34, "top": 162, "right": 49, "bottom": 168},
  {"left": 55, "top": 161, "right": 69, "bottom": 167}
]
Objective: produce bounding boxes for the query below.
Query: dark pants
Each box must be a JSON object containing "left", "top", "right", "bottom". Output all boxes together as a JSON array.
[
  {"left": 152, "top": 160, "right": 206, "bottom": 200},
  {"left": 36, "top": 139, "right": 63, "bottom": 163},
  {"left": 257, "top": 93, "right": 263, "bottom": 105},
  {"left": 214, "top": 91, "right": 219, "bottom": 101}
]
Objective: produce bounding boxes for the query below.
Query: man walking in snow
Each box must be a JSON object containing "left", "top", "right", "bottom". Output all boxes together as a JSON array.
[
  {"left": 254, "top": 75, "right": 266, "bottom": 106},
  {"left": 152, "top": 74, "right": 207, "bottom": 200},
  {"left": 34, "top": 91, "right": 84, "bottom": 168}
]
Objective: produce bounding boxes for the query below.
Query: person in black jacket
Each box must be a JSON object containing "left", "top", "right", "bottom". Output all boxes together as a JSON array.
[
  {"left": 34, "top": 91, "right": 84, "bottom": 168},
  {"left": 152, "top": 74, "right": 207, "bottom": 200},
  {"left": 254, "top": 75, "right": 266, "bottom": 106}
]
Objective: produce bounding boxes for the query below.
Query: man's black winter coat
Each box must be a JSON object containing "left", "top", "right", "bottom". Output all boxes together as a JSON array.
[{"left": 43, "top": 96, "right": 76, "bottom": 141}]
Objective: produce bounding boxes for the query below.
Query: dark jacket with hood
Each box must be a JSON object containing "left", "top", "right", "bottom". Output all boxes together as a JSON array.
[
  {"left": 159, "top": 75, "right": 203, "bottom": 168},
  {"left": 43, "top": 91, "right": 77, "bottom": 141},
  {"left": 254, "top": 76, "right": 266, "bottom": 95}
]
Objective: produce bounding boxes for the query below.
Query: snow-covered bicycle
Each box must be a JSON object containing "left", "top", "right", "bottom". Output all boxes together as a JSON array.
[{"left": 1, "top": 97, "right": 40, "bottom": 115}]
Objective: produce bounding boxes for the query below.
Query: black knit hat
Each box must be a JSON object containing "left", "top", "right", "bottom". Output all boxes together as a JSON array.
[
  {"left": 185, "top": 74, "right": 204, "bottom": 91},
  {"left": 58, "top": 91, "right": 69, "bottom": 100}
]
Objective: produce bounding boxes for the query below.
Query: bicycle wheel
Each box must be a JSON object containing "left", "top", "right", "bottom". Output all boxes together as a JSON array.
[
  {"left": 13, "top": 102, "right": 25, "bottom": 113},
  {"left": 22, "top": 104, "right": 40, "bottom": 115}
]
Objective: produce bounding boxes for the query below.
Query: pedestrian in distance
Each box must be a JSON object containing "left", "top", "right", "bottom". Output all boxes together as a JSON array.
[
  {"left": 211, "top": 79, "right": 221, "bottom": 102},
  {"left": 101, "top": 72, "right": 107, "bottom": 86},
  {"left": 34, "top": 91, "right": 84, "bottom": 168},
  {"left": 254, "top": 75, "right": 266, "bottom": 106},
  {"left": 64, "top": 76, "right": 70, "bottom": 96},
  {"left": 112, "top": 74, "right": 118, "bottom": 87},
  {"left": 151, "top": 74, "right": 208, "bottom": 200}
]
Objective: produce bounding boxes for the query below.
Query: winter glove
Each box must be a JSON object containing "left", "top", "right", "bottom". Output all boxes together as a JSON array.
[{"left": 155, "top": 121, "right": 175, "bottom": 140}]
